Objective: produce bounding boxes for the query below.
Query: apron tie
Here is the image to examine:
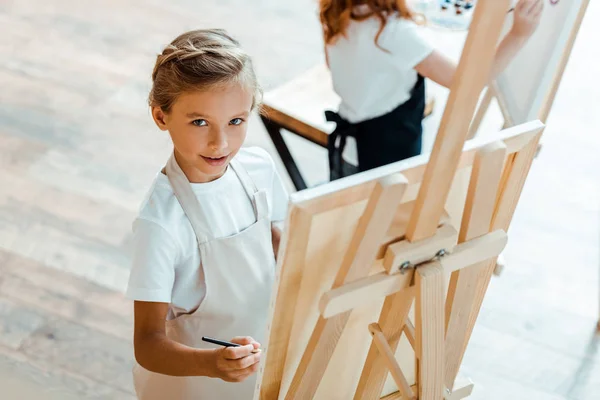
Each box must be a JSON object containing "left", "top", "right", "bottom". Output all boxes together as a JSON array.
[{"left": 325, "top": 110, "right": 358, "bottom": 181}]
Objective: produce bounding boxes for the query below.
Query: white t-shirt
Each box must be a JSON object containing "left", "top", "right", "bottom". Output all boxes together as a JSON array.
[
  {"left": 326, "top": 7, "right": 434, "bottom": 123},
  {"left": 126, "top": 147, "right": 289, "bottom": 319}
]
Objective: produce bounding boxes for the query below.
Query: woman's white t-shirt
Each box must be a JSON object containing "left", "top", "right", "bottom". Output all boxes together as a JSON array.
[
  {"left": 326, "top": 8, "right": 434, "bottom": 123},
  {"left": 126, "top": 147, "right": 289, "bottom": 320}
]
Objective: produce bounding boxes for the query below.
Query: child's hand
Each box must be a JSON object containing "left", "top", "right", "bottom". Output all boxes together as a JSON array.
[
  {"left": 210, "top": 336, "right": 262, "bottom": 382},
  {"left": 510, "top": 0, "right": 544, "bottom": 39}
]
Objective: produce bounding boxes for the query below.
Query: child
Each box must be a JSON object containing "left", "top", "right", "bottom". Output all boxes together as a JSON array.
[
  {"left": 322, "top": 0, "right": 543, "bottom": 179},
  {"left": 126, "top": 29, "right": 289, "bottom": 399}
]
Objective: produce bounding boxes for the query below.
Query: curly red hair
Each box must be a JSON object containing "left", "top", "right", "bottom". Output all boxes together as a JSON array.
[{"left": 320, "top": 0, "right": 417, "bottom": 47}]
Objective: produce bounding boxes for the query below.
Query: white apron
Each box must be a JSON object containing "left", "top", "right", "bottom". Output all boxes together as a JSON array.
[{"left": 132, "top": 154, "right": 275, "bottom": 400}]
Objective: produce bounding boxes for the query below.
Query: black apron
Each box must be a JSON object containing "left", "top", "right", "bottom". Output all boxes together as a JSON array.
[{"left": 326, "top": 74, "right": 426, "bottom": 181}]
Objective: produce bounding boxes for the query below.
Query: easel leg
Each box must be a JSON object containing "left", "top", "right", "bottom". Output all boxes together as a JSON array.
[
  {"left": 369, "top": 323, "right": 416, "bottom": 400},
  {"left": 354, "top": 287, "right": 415, "bottom": 399},
  {"left": 260, "top": 115, "right": 308, "bottom": 191},
  {"left": 457, "top": 132, "right": 541, "bottom": 373},
  {"left": 445, "top": 142, "right": 507, "bottom": 388},
  {"left": 415, "top": 262, "right": 445, "bottom": 400},
  {"left": 404, "top": 320, "right": 416, "bottom": 350},
  {"left": 466, "top": 86, "right": 493, "bottom": 140}
]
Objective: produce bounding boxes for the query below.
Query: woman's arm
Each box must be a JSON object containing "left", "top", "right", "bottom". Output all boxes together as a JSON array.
[
  {"left": 489, "top": 0, "right": 543, "bottom": 78},
  {"left": 415, "top": 0, "right": 543, "bottom": 89}
]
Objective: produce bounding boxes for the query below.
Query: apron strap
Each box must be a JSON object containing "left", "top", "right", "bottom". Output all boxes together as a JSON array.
[
  {"left": 325, "top": 110, "right": 359, "bottom": 181},
  {"left": 230, "top": 158, "right": 268, "bottom": 221},
  {"left": 165, "top": 154, "right": 211, "bottom": 245}
]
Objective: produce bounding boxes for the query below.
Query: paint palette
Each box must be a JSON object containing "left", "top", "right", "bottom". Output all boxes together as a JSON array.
[
  {"left": 409, "top": 0, "right": 478, "bottom": 30},
  {"left": 440, "top": 0, "right": 476, "bottom": 15}
]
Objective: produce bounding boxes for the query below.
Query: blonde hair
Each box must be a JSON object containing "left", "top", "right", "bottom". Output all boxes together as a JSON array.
[
  {"left": 320, "top": 0, "right": 417, "bottom": 48},
  {"left": 149, "top": 29, "right": 261, "bottom": 112}
]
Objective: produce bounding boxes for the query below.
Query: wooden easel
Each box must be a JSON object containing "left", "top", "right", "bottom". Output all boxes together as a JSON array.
[{"left": 254, "top": 1, "right": 545, "bottom": 398}]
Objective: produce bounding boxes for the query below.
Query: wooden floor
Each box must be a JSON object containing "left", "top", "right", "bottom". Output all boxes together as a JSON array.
[{"left": 0, "top": 0, "right": 598, "bottom": 399}]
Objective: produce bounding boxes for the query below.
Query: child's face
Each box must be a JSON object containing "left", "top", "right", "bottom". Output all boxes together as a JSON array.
[{"left": 153, "top": 83, "right": 253, "bottom": 183}]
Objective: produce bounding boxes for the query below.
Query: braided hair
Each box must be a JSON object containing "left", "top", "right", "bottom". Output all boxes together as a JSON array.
[{"left": 149, "top": 29, "right": 261, "bottom": 112}]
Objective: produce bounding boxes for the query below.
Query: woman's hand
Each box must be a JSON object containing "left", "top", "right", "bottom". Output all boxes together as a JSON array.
[{"left": 511, "top": 0, "right": 544, "bottom": 39}]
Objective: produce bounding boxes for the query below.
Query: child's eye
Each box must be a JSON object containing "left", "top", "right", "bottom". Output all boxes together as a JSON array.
[
  {"left": 230, "top": 118, "right": 244, "bottom": 126},
  {"left": 192, "top": 119, "right": 208, "bottom": 127}
]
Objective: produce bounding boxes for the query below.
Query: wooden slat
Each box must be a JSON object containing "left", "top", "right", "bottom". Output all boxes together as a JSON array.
[
  {"left": 0, "top": 249, "right": 132, "bottom": 320},
  {"left": 354, "top": 288, "right": 415, "bottom": 400},
  {"left": 378, "top": 203, "right": 452, "bottom": 259},
  {"left": 368, "top": 324, "right": 415, "bottom": 400},
  {"left": 383, "top": 224, "right": 458, "bottom": 274},
  {"left": 319, "top": 230, "right": 507, "bottom": 318},
  {"left": 492, "top": 131, "right": 544, "bottom": 232},
  {"left": 0, "top": 344, "right": 135, "bottom": 399},
  {"left": 444, "top": 142, "right": 507, "bottom": 389},
  {"left": 260, "top": 104, "right": 328, "bottom": 146},
  {"left": 415, "top": 262, "right": 445, "bottom": 399},
  {"left": 404, "top": 320, "right": 416, "bottom": 351},
  {"left": 284, "top": 175, "right": 408, "bottom": 399},
  {"left": 18, "top": 317, "right": 134, "bottom": 394},
  {"left": 320, "top": 272, "right": 413, "bottom": 319},
  {"left": 452, "top": 130, "right": 544, "bottom": 385},
  {"left": 440, "top": 230, "right": 507, "bottom": 273},
  {"left": 0, "top": 274, "right": 132, "bottom": 342},
  {"left": 466, "top": 85, "right": 494, "bottom": 140},
  {"left": 380, "top": 379, "right": 472, "bottom": 400},
  {"left": 468, "top": 129, "right": 545, "bottom": 325},
  {"left": 381, "top": 387, "right": 417, "bottom": 400},
  {"left": 459, "top": 141, "right": 508, "bottom": 242},
  {"left": 332, "top": 174, "right": 409, "bottom": 288},
  {"left": 0, "top": 250, "right": 132, "bottom": 343},
  {"left": 255, "top": 207, "right": 313, "bottom": 399},
  {"left": 405, "top": 0, "right": 511, "bottom": 242}
]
